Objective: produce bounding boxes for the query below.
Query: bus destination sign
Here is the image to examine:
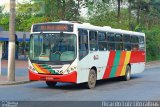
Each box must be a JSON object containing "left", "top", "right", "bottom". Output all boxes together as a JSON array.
[{"left": 33, "top": 24, "right": 73, "bottom": 32}]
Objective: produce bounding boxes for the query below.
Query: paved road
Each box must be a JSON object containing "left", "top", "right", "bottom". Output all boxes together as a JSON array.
[{"left": 0, "top": 65, "right": 160, "bottom": 102}]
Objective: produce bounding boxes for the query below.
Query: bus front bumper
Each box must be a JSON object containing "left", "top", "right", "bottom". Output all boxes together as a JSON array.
[{"left": 29, "top": 70, "right": 77, "bottom": 83}]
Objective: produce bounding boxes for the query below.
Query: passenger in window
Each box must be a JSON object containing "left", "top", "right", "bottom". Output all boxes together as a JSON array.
[
  {"left": 99, "top": 44, "right": 105, "bottom": 51},
  {"left": 43, "top": 40, "right": 50, "bottom": 55},
  {"left": 132, "top": 44, "right": 139, "bottom": 51},
  {"left": 109, "top": 44, "right": 114, "bottom": 50},
  {"left": 120, "top": 44, "right": 123, "bottom": 50},
  {"left": 63, "top": 39, "right": 74, "bottom": 52}
]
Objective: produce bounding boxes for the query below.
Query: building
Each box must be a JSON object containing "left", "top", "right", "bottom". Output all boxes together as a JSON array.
[{"left": 0, "top": 30, "right": 30, "bottom": 60}]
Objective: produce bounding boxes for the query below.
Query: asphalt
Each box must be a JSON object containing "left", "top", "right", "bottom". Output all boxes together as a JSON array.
[{"left": 0, "top": 59, "right": 159, "bottom": 85}]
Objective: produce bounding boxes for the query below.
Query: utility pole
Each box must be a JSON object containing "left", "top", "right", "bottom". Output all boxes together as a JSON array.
[{"left": 8, "top": 0, "right": 16, "bottom": 81}]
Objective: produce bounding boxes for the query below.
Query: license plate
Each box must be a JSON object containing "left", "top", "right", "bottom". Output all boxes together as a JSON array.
[{"left": 46, "top": 77, "right": 53, "bottom": 81}]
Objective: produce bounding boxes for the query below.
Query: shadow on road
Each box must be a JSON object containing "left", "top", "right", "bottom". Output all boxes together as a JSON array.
[{"left": 35, "top": 75, "right": 143, "bottom": 90}]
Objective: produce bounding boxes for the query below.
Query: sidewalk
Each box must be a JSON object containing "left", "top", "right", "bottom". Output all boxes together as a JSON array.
[
  {"left": 146, "top": 60, "right": 160, "bottom": 67},
  {"left": 0, "top": 60, "right": 30, "bottom": 85}
]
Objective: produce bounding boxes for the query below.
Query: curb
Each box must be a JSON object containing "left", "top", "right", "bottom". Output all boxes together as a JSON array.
[
  {"left": 146, "top": 60, "right": 160, "bottom": 65},
  {"left": 145, "top": 60, "right": 160, "bottom": 68},
  {"left": 145, "top": 65, "right": 160, "bottom": 69},
  {"left": 0, "top": 80, "right": 32, "bottom": 85}
]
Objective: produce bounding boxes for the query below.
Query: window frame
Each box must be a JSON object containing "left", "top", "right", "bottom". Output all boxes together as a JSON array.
[
  {"left": 107, "top": 32, "right": 116, "bottom": 50},
  {"left": 78, "top": 29, "right": 89, "bottom": 60},
  {"left": 115, "top": 33, "right": 123, "bottom": 50},
  {"left": 89, "top": 30, "right": 98, "bottom": 51}
]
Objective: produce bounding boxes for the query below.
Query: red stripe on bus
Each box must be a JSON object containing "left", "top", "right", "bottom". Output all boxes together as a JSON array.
[
  {"left": 115, "top": 51, "right": 126, "bottom": 77},
  {"left": 103, "top": 51, "right": 116, "bottom": 79},
  {"left": 130, "top": 51, "right": 145, "bottom": 63}
]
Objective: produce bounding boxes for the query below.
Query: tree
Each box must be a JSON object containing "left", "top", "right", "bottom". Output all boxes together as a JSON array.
[
  {"left": 8, "top": 0, "right": 16, "bottom": 81},
  {"left": 117, "top": 0, "right": 122, "bottom": 23},
  {"left": 128, "top": 0, "right": 135, "bottom": 30},
  {"left": 0, "top": 5, "right": 9, "bottom": 30},
  {"left": 16, "top": 1, "right": 33, "bottom": 31},
  {"left": 0, "top": 5, "right": 4, "bottom": 14},
  {"left": 32, "top": 0, "right": 81, "bottom": 21}
]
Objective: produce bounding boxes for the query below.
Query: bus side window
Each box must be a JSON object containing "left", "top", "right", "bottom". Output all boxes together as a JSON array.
[
  {"left": 78, "top": 29, "right": 89, "bottom": 60},
  {"left": 131, "top": 36, "right": 139, "bottom": 51},
  {"left": 98, "top": 32, "right": 107, "bottom": 51},
  {"left": 89, "top": 31, "right": 98, "bottom": 51},
  {"left": 115, "top": 34, "right": 123, "bottom": 50},
  {"left": 139, "top": 36, "right": 145, "bottom": 51},
  {"left": 107, "top": 33, "right": 115, "bottom": 50},
  {"left": 123, "top": 34, "right": 131, "bottom": 51}
]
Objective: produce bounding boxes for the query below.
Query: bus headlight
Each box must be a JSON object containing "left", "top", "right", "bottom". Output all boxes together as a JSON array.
[
  {"left": 65, "top": 66, "right": 77, "bottom": 74},
  {"left": 60, "top": 70, "right": 64, "bottom": 74},
  {"left": 59, "top": 66, "right": 77, "bottom": 74}
]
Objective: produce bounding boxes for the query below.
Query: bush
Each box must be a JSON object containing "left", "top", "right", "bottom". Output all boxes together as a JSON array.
[{"left": 145, "top": 27, "right": 160, "bottom": 61}]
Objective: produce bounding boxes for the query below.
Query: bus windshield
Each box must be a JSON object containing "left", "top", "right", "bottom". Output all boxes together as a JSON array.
[{"left": 29, "top": 33, "right": 76, "bottom": 62}]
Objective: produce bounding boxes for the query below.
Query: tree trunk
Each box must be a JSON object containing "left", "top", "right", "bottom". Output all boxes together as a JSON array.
[
  {"left": 136, "top": 0, "right": 140, "bottom": 25},
  {"left": 76, "top": 0, "right": 80, "bottom": 20},
  {"left": 62, "top": 0, "right": 66, "bottom": 20},
  {"left": 8, "top": 0, "right": 16, "bottom": 81},
  {"left": 50, "top": 0, "right": 54, "bottom": 17},
  {"left": 128, "top": 0, "right": 131, "bottom": 30},
  {"left": 117, "top": 0, "right": 121, "bottom": 23},
  {"left": 57, "top": 0, "right": 63, "bottom": 20}
]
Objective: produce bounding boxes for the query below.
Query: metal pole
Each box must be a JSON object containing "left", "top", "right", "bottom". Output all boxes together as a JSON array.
[{"left": 8, "top": 0, "right": 16, "bottom": 81}]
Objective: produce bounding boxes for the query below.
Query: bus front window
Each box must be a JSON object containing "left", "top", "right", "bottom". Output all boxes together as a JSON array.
[{"left": 29, "top": 33, "right": 76, "bottom": 62}]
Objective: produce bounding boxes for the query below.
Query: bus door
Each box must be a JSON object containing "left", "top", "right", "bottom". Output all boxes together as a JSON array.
[{"left": 77, "top": 29, "right": 89, "bottom": 83}]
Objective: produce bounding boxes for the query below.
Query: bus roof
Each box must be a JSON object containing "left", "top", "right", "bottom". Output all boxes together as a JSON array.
[{"left": 31, "top": 21, "right": 145, "bottom": 36}]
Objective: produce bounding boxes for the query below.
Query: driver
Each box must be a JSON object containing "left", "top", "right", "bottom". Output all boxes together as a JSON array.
[{"left": 60, "top": 39, "right": 74, "bottom": 52}]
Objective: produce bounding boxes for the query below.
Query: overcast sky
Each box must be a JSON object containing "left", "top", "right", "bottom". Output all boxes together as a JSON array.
[
  {"left": 0, "top": 0, "right": 26, "bottom": 5},
  {"left": 0, "top": 0, "right": 28, "bottom": 12}
]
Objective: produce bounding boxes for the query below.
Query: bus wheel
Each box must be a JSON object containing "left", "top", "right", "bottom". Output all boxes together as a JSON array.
[
  {"left": 122, "top": 65, "right": 131, "bottom": 81},
  {"left": 46, "top": 81, "right": 57, "bottom": 87},
  {"left": 86, "top": 69, "right": 97, "bottom": 89}
]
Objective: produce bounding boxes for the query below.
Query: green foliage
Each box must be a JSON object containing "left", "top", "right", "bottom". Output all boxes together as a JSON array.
[
  {"left": 16, "top": 2, "right": 33, "bottom": 31},
  {"left": 0, "top": 5, "right": 4, "bottom": 14},
  {"left": 0, "top": 6, "right": 9, "bottom": 30},
  {"left": 32, "top": 0, "right": 80, "bottom": 21},
  {"left": 145, "top": 26, "right": 160, "bottom": 61},
  {"left": 0, "top": 13, "right": 9, "bottom": 30}
]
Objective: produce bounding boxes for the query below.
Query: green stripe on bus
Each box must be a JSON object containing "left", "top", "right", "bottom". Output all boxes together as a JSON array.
[
  {"left": 109, "top": 51, "right": 121, "bottom": 77},
  {"left": 40, "top": 64, "right": 59, "bottom": 74}
]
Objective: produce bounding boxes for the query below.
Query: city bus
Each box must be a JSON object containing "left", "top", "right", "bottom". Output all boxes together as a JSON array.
[{"left": 28, "top": 21, "right": 145, "bottom": 89}]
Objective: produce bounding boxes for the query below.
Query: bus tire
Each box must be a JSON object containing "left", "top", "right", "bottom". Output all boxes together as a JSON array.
[
  {"left": 46, "top": 81, "right": 57, "bottom": 87},
  {"left": 85, "top": 69, "right": 97, "bottom": 89},
  {"left": 122, "top": 65, "right": 131, "bottom": 81}
]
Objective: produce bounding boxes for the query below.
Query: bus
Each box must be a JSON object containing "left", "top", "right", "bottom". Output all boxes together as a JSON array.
[{"left": 28, "top": 21, "right": 145, "bottom": 89}]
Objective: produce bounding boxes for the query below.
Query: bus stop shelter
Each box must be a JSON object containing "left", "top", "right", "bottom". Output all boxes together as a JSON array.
[{"left": 0, "top": 31, "right": 30, "bottom": 60}]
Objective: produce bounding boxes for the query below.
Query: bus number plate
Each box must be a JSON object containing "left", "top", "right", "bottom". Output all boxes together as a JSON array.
[{"left": 46, "top": 77, "right": 54, "bottom": 81}]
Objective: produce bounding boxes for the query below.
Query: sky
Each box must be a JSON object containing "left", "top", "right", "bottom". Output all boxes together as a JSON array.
[
  {"left": 0, "top": 0, "right": 9, "bottom": 5},
  {"left": 0, "top": 0, "right": 27, "bottom": 12},
  {"left": 0, "top": 0, "right": 25, "bottom": 5}
]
